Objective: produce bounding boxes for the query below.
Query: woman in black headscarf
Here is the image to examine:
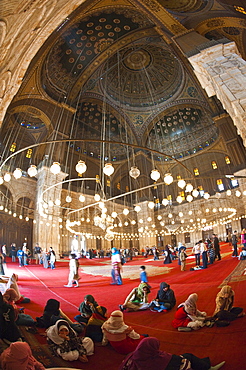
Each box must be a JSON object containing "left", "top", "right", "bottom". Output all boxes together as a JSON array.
[
  {"left": 0, "top": 292, "right": 22, "bottom": 343},
  {"left": 149, "top": 282, "right": 176, "bottom": 312},
  {"left": 36, "top": 298, "right": 83, "bottom": 333}
]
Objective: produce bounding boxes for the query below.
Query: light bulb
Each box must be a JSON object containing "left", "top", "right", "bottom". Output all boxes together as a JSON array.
[
  {"left": 148, "top": 201, "right": 155, "bottom": 209},
  {"left": 66, "top": 195, "right": 72, "bottom": 203},
  {"left": 185, "top": 183, "right": 193, "bottom": 192},
  {"left": 164, "top": 173, "right": 173, "bottom": 185},
  {"left": 150, "top": 169, "right": 160, "bottom": 181},
  {"left": 75, "top": 160, "right": 87, "bottom": 174},
  {"left": 111, "top": 211, "right": 118, "bottom": 218},
  {"left": 162, "top": 198, "right": 169, "bottom": 206},
  {"left": 203, "top": 192, "right": 210, "bottom": 199},
  {"left": 129, "top": 166, "right": 140, "bottom": 179},
  {"left": 134, "top": 205, "right": 141, "bottom": 213},
  {"left": 27, "top": 165, "right": 37, "bottom": 177},
  {"left": 177, "top": 179, "right": 186, "bottom": 189},
  {"left": 123, "top": 208, "right": 129, "bottom": 216},
  {"left": 50, "top": 162, "right": 61, "bottom": 175},
  {"left": 176, "top": 195, "right": 183, "bottom": 203},
  {"left": 4, "top": 173, "right": 11, "bottom": 182},
  {"left": 79, "top": 194, "right": 85, "bottom": 202},
  {"left": 13, "top": 168, "right": 22, "bottom": 179},
  {"left": 192, "top": 189, "right": 199, "bottom": 197},
  {"left": 186, "top": 194, "right": 193, "bottom": 202},
  {"left": 94, "top": 193, "right": 101, "bottom": 201},
  {"left": 103, "top": 163, "right": 114, "bottom": 176}
]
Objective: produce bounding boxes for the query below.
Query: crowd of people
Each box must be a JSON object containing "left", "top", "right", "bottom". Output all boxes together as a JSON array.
[{"left": 0, "top": 233, "right": 246, "bottom": 369}]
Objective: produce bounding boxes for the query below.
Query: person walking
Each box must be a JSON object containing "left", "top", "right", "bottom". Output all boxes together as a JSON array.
[
  {"left": 64, "top": 253, "right": 80, "bottom": 287},
  {"left": 212, "top": 234, "right": 221, "bottom": 261},
  {"left": 231, "top": 230, "right": 238, "bottom": 257}
]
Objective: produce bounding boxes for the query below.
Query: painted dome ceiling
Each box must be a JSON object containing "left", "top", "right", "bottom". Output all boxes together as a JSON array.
[
  {"left": 100, "top": 42, "right": 182, "bottom": 109},
  {"left": 39, "top": 5, "right": 220, "bottom": 159},
  {"left": 42, "top": 8, "right": 153, "bottom": 101}
]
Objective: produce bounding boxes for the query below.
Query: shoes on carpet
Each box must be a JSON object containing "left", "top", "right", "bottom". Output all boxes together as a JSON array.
[
  {"left": 119, "top": 305, "right": 125, "bottom": 312},
  {"left": 178, "top": 327, "right": 192, "bottom": 332},
  {"left": 64, "top": 284, "right": 73, "bottom": 287}
]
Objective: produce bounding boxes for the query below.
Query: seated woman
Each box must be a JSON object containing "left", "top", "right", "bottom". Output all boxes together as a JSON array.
[
  {"left": 172, "top": 293, "right": 209, "bottom": 330},
  {"left": 3, "top": 288, "right": 35, "bottom": 326},
  {"left": 119, "top": 336, "right": 225, "bottom": 370},
  {"left": 102, "top": 310, "right": 147, "bottom": 355},
  {"left": 74, "top": 294, "right": 98, "bottom": 325},
  {"left": 85, "top": 305, "right": 107, "bottom": 342},
  {"left": 0, "top": 341, "right": 45, "bottom": 370},
  {"left": 0, "top": 292, "right": 22, "bottom": 344},
  {"left": 36, "top": 298, "right": 83, "bottom": 333},
  {"left": 213, "top": 285, "right": 245, "bottom": 321},
  {"left": 46, "top": 319, "right": 94, "bottom": 363},
  {"left": 119, "top": 283, "right": 150, "bottom": 312},
  {"left": 149, "top": 282, "right": 176, "bottom": 312}
]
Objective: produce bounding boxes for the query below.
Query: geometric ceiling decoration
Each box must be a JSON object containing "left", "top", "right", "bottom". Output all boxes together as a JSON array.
[
  {"left": 73, "top": 101, "right": 128, "bottom": 160},
  {"left": 43, "top": 9, "right": 153, "bottom": 99},
  {"left": 100, "top": 41, "right": 182, "bottom": 109},
  {"left": 148, "top": 107, "right": 218, "bottom": 159}
]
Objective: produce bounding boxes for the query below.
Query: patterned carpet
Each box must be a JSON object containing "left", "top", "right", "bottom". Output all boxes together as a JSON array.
[{"left": 80, "top": 261, "right": 173, "bottom": 279}]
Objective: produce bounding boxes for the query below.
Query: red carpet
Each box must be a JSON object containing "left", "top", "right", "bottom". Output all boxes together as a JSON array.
[{"left": 3, "top": 243, "right": 246, "bottom": 370}]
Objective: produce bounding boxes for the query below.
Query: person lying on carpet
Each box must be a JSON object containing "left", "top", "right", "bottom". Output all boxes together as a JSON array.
[
  {"left": 213, "top": 285, "right": 245, "bottom": 322},
  {"left": 36, "top": 298, "right": 83, "bottom": 333},
  {"left": 46, "top": 319, "right": 94, "bottom": 363},
  {"left": 172, "top": 293, "right": 211, "bottom": 331},
  {"left": 119, "top": 282, "right": 150, "bottom": 312},
  {"left": 118, "top": 336, "right": 225, "bottom": 370},
  {"left": 3, "top": 288, "right": 35, "bottom": 326},
  {"left": 0, "top": 292, "right": 23, "bottom": 344},
  {"left": 101, "top": 310, "right": 148, "bottom": 354},
  {"left": 149, "top": 282, "right": 176, "bottom": 312},
  {"left": 0, "top": 341, "right": 46, "bottom": 370},
  {"left": 85, "top": 305, "right": 107, "bottom": 342},
  {"left": 74, "top": 294, "right": 99, "bottom": 325}
]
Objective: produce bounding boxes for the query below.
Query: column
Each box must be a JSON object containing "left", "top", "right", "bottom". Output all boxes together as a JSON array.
[{"left": 33, "top": 165, "right": 67, "bottom": 256}]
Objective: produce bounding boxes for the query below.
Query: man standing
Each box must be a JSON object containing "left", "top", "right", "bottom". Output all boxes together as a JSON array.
[
  {"left": 212, "top": 234, "right": 221, "bottom": 261},
  {"left": 232, "top": 230, "right": 238, "bottom": 257},
  {"left": 111, "top": 247, "right": 123, "bottom": 285}
]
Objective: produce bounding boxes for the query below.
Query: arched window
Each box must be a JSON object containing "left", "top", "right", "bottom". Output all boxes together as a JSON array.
[
  {"left": 193, "top": 167, "right": 199, "bottom": 176},
  {"left": 225, "top": 156, "right": 231, "bottom": 164},
  {"left": 217, "top": 179, "right": 224, "bottom": 191},
  {"left": 26, "top": 149, "right": 32, "bottom": 158},
  {"left": 211, "top": 161, "right": 217, "bottom": 169},
  {"left": 10, "top": 142, "right": 16, "bottom": 152}
]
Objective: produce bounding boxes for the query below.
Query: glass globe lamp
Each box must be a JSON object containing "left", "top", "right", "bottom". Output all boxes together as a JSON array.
[
  {"left": 164, "top": 173, "right": 173, "bottom": 185},
  {"left": 13, "top": 168, "right": 22, "bottom": 179},
  {"left": 123, "top": 208, "right": 129, "bottom": 216},
  {"left": 27, "top": 165, "right": 37, "bottom": 177},
  {"left": 75, "top": 160, "right": 87, "bottom": 174},
  {"left": 103, "top": 163, "right": 114, "bottom": 176},
  {"left": 150, "top": 169, "right": 160, "bottom": 181},
  {"left": 129, "top": 166, "right": 140, "bottom": 179},
  {"left": 177, "top": 179, "right": 186, "bottom": 189},
  {"left": 50, "top": 162, "right": 61, "bottom": 175}
]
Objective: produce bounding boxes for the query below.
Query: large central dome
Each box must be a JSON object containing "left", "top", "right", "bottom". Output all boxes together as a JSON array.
[{"left": 100, "top": 42, "right": 182, "bottom": 109}]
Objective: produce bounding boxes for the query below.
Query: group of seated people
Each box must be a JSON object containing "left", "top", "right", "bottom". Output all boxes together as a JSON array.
[{"left": 0, "top": 276, "right": 245, "bottom": 369}]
